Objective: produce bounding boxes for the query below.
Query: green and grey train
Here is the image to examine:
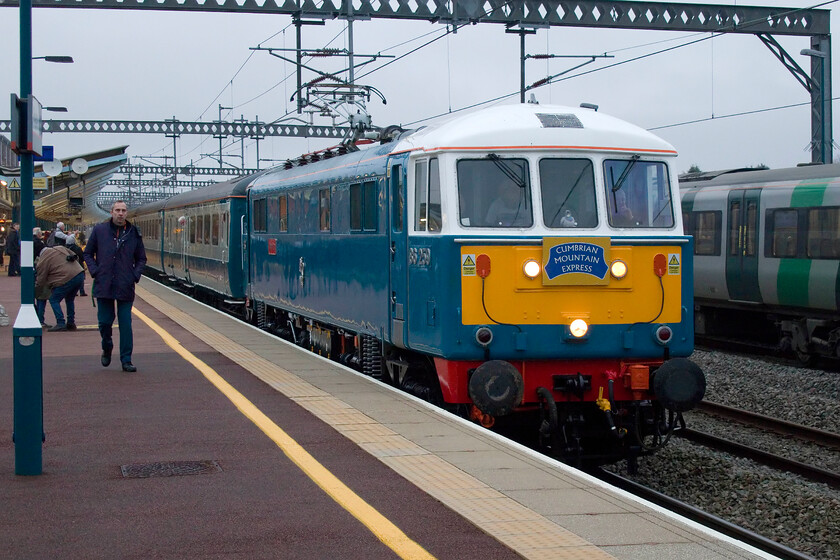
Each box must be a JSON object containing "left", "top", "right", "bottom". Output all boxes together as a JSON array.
[{"left": 681, "top": 164, "right": 840, "bottom": 364}]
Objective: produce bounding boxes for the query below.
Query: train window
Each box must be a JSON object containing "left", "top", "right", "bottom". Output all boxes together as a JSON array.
[
  {"left": 770, "top": 209, "right": 798, "bottom": 258},
  {"left": 414, "top": 161, "right": 428, "bottom": 231},
  {"left": 428, "top": 158, "right": 441, "bottom": 232},
  {"left": 253, "top": 199, "right": 267, "bottom": 233},
  {"left": 350, "top": 183, "right": 362, "bottom": 230},
  {"left": 197, "top": 215, "right": 205, "bottom": 244},
  {"left": 745, "top": 201, "right": 757, "bottom": 256},
  {"left": 204, "top": 212, "right": 212, "bottom": 244},
  {"left": 189, "top": 216, "right": 196, "bottom": 244},
  {"left": 539, "top": 158, "right": 597, "bottom": 228},
  {"left": 728, "top": 202, "right": 741, "bottom": 256},
  {"left": 211, "top": 214, "right": 219, "bottom": 246},
  {"left": 278, "top": 195, "right": 288, "bottom": 232},
  {"left": 391, "top": 165, "right": 403, "bottom": 233},
  {"left": 604, "top": 159, "right": 673, "bottom": 228},
  {"left": 807, "top": 207, "right": 840, "bottom": 259},
  {"left": 691, "top": 211, "right": 721, "bottom": 256},
  {"left": 457, "top": 157, "right": 532, "bottom": 228},
  {"left": 319, "top": 189, "right": 331, "bottom": 232}
]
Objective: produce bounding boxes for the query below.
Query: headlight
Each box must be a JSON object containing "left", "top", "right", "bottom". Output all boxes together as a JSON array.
[
  {"left": 610, "top": 259, "right": 627, "bottom": 279},
  {"left": 523, "top": 259, "right": 541, "bottom": 278},
  {"left": 475, "top": 327, "right": 494, "bottom": 347},
  {"left": 569, "top": 319, "right": 588, "bottom": 338}
]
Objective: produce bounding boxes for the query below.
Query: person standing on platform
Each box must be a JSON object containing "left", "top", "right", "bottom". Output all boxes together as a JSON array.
[
  {"left": 65, "top": 234, "right": 88, "bottom": 296},
  {"left": 46, "top": 221, "right": 67, "bottom": 247},
  {"left": 35, "top": 242, "right": 84, "bottom": 332},
  {"left": 84, "top": 201, "right": 146, "bottom": 373},
  {"left": 5, "top": 222, "right": 20, "bottom": 276},
  {"left": 0, "top": 230, "right": 6, "bottom": 271},
  {"left": 33, "top": 227, "right": 50, "bottom": 327}
]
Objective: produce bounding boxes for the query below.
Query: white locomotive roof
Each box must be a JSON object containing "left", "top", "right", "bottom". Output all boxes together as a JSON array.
[{"left": 392, "top": 104, "right": 677, "bottom": 157}]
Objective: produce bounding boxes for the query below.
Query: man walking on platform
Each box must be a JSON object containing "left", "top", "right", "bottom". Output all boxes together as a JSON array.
[{"left": 84, "top": 201, "right": 146, "bottom": 373}]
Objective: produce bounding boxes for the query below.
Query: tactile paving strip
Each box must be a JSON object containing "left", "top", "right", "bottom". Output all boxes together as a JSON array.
[{"left": 136, "top": 286, "right": 615, "bottom": 560}]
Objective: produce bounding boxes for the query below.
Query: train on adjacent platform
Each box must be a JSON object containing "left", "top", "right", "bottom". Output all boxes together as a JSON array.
[
  {"left": 681, "top": 164, "right": 840, "bottom": 365},
  {"left": 132, "top": 104, "right": 706, "bottom": 466}
]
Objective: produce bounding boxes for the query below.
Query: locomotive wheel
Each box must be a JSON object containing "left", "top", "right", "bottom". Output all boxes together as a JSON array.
[
  {"left": 536, "top": 387, "right": 559, "bottom": 451},
  {"left": 796, "top": 349, "right": 817, "bottom": 367}
]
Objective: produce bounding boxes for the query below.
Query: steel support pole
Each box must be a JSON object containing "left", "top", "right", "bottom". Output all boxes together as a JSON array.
[
  {"left": 810, "top": 34, "right": 833, "bottom": 164},
  {"left": 14, "top": 0, "right": 45, "bottom": 476}
]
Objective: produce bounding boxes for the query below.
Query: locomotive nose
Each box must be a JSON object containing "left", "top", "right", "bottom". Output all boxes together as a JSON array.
[
  {"left": 469, "top": 360, "right": 524, "bottom": 417},
  {"left": 651, "top": 358, "right": 706, "bottom": 412}
]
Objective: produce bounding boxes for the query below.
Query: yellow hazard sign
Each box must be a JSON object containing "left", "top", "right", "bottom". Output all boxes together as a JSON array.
[
  {"left": 462, "top": 254, "right": 476, "bottom": 276},
  {"left": 668, "top": 253, "right": 681, "bottom": 275}
]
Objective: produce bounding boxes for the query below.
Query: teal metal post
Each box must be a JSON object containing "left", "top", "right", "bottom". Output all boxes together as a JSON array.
[{"left": 13, "top": 0, "right": 44, "bottom": 476}]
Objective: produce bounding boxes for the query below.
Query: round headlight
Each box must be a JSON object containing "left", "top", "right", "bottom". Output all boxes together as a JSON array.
[
  {"left": 569, "top": 319, "right": 588, "bottom": 338},
  {"left": 655, "top": 325, "right": 673, "bottom": 345},
  {"left": 610, "top": 259, "right": 628, "bottom": 279},
  {"left": 523, "top": 259, "right": 541, "bottom": 278}
]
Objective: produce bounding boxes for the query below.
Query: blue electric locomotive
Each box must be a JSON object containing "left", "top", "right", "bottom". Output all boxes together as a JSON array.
[{"left": 135, "top": 104, "right": 706, "bottom": 465}]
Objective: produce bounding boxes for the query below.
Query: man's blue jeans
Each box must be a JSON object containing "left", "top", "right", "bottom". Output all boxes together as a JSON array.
[
  {"left": 97, "top": 298, "right": 134, "bottom": 365},
  {"left": 48, "top": 272, "right": 84, "bottom": 327}
]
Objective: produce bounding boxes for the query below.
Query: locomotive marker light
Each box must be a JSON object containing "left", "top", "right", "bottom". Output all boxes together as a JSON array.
[
  {"left": 474, "top": 327, "right": 493, "bottom": 346},
  {"left": 655, "top": 325, "right": 673, "bottom": 345},
  {"left": 522, "top": 258, "right": 541, "bottom": 278},
  {"left": 610, "top": 259, "right": 627, "bottom": 279}
]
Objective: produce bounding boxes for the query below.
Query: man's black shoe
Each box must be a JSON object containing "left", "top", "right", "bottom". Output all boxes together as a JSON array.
[
  {"left": 122, "top": 363, "right": 137, "bottom": 373},
  {"left": 101, "top": 349, "right": 112, "bottom": 367},
  {"left": 66, "top": 323, "right": 77, "bottom": 331},
  {"left": 48, "top": 324, "right": 67, "bottom": 332}
]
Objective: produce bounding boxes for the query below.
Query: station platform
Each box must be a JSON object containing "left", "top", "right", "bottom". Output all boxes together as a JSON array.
[{"left": 0, "top": 273, "right": 772, "bottom": 559}]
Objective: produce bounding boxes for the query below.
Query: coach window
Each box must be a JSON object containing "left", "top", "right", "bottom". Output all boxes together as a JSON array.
[
  {"left": 604, "top": 159, "right": 673, "bottom": 228},
  {"left": 457, "top": 157, "right": 532, "bottom": 228},
  {"left": 319, "top": 189, "right": 331, "bottom": 231},
  {"left": 189, "top": 216, "right": 196, "bottom": 244},
  {"left": 692, "top": 211, "right": 721, "bottom": 256},
  {"left": 770, "top": 209, "right": 798, "bottom": 257},
  {"left": 211, "top": 214, "right": 219, "bottom": 246},
  {"left": 253, "top": 198, "right": 267, "bottom": 233},
  {"left": 197, "top": 215, "right": 205, "bottom": 244},
  {"left": 807, "top": 207, "right": 840, "bottom": 259},
  {"left": 540, "top": 158, "right": 597, "bottom": 228},
  {"left": 279, "top": 195, "right": 288, "bottom": 232}
]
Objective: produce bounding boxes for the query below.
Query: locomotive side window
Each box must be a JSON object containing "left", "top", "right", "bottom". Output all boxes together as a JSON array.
[
  {"left": 253, "top": 198, "right": 267, "bottom": 233},
  {"left": 689, "top": 211, "right": 721, "bottom": 255},
  {"left": 279, "top": 195, "right": 288, "bottom": 232},
  {"left": 457, "top": 157, "right": 532, "bottom": 228},
  {"left": 414, "top": 161, "right": 429, "bottom": 231},
  {"left": 391, "top": 165, "right": 403, "bottom": 233},
  {"left": 319, "top": 189, "right": 330, "bottom": 232},
  {"left": 539, "top": 158, "right": 597, "bottom": 228},
  {"left": 351, "top": 183, "right": 362, "bottom": 230},
  {"left": 807, "top": 207, "right": 840, "bottom": 259},
  {"left": 770, "top": 209, "right": 798, "bottom": 257},
  {"left": 427, "top": 159, "right": 441, "bottom": 232},
  {"left": 363, "top": 181, "right": 377, "bottom": 231},
  {"left": 604, "top": 159, "right": 673, "bottom": 228}
]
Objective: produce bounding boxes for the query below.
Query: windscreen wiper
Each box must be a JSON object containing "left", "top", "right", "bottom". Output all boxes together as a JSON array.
[{"left": 610, "top": 154, "right": 640, "bottom": 193}]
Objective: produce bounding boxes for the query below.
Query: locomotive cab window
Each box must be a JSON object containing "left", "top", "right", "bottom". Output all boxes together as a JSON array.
[
  {"left": 604, "top": 159, "right": 673, "bottom": 228},
  {"left": 539, "top": 158, "right": 597, "bottom": 228},
  {"left": 457, "top": 156, "right": 532, "bottom": 228},
  {"left": 414, "top": 158, "right": 442, "bottom": 232}
]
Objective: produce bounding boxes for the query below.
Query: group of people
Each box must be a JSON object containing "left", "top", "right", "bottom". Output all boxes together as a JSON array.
[{"left": 8, "top": 201, "right": 147, "bottom": 373}]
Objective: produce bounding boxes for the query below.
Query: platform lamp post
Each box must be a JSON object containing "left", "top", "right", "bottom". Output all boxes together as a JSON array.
[{"left": 12, "top": 0, "right": 73, "bottom": 475}]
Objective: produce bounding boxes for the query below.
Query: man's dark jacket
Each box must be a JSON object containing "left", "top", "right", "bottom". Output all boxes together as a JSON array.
[
  {"left": 84, "top": 219, "right": 146, "bottom": 302},
  {"left": 5, "top": 229, "right": 19, "bottom": 256}
]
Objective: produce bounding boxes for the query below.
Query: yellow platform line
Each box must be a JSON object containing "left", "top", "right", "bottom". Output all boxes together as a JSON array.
[
  {"left": 135, "top": 285, "right": 615, "bottom": 560},
  {"left": 131, "top": 306, "right": 436, "bottom": 560}
]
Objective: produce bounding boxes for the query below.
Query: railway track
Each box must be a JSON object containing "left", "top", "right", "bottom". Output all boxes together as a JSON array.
[
  {"left": 594, "top": 469, "right": 817, "bottom": 560},
  {"left": 677, "top": 401, "right": 840, "bottom": 489}
]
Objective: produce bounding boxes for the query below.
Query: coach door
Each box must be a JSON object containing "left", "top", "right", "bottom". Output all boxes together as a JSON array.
[
  {"left": 726, "top": 188, "right": 761, "bottom": 302},
  {"left": 388, "top": 161, "right": 409, "bottom": 348}
]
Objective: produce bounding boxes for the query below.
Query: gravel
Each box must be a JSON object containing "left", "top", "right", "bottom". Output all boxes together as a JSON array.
[{"left": 606, "top": 349, "right": 840, "bottom": 559}]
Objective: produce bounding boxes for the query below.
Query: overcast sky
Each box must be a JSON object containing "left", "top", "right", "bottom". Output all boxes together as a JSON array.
[{"left": 1, "top": 0, "right": 837, "bottom": 182}]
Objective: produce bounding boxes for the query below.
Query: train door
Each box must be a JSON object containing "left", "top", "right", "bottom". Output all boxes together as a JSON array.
[
  {"left": 726, "top": 188, "right": 762, "bottom": 301},
  {"left": 388, "top": 160, "right": 409, "bottom": 347}
]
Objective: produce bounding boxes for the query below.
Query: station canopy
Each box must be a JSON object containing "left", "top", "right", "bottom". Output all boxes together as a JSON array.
[{"left": 33, "top": 146, "right": 128, "bottom": 226}]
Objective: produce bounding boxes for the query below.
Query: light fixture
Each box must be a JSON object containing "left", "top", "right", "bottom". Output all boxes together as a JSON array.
[
  {"left": 33, "top": 55, "right": 74, "bottom": 63},
  {"left": 569, "top": 319, "right": 588, "bottom": 338},
  {"left": 43, "top": 106, "right": 67, "bottom": 113},
  {"left": 610, "top": 259, "right": 628, "bottom": 279},
  {"left": 523, "top": 259, "right": 541, "bottom": 278}
]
